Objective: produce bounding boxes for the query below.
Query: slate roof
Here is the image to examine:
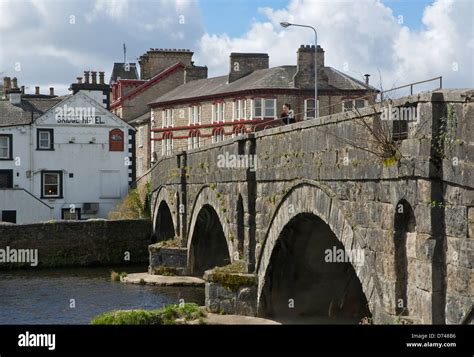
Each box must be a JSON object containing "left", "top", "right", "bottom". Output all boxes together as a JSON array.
[
  {"left": 109, "top": 63, "right": 139, "bottom": 84},
  {"left": 128, "top": 111, "right": 150, "bottom": 126},
  {"left": 0, "top": 96, "right": 68, "bottom": 127},
  {"left": 150, "top": 65, "right": 376, "bottom": 105}
]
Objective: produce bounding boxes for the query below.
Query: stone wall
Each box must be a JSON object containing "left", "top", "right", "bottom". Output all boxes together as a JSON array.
[{"left": 0, "top": 219, "right": 152, "bottom": 269}]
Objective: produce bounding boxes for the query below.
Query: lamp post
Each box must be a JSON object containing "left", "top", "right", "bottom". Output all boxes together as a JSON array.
[{"left": 280, "top": 21, "right": 318, "bottom": 118}]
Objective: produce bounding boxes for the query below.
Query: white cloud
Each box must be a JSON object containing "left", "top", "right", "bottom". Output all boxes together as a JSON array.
[{"left": 195, "top": 0, "right": 473, "bottom": 90}]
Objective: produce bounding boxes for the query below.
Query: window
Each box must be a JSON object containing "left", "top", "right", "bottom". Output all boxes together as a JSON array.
[
  {"left": 212, "top": 127, "right": 225, "bottom": 143},
  {"left": 233, "top": 100, "right": 247, "bottom": 121},
  {"left": 41, "top": 171, "right": 63, "bottom": 198},
  {"left": 1, "top": 210, "right": 16, "bottom": 223},
  {"left": 138, "top": 127, "right": 144, "bottom": 147},
  {"left": 232, "top": 125, "right": 246, "bottom": 138},
  {"left": 304, "top": 99, "right": 320, "bottom": 119},
  {"left": 252, "top": 98, "right": 276, "bottom": 119},
  {"left": 162, "top": 132, "right": 173, "bottom": 156},
  {"left": 0, "top": 170, "right": 13, "bottom": 188},
  {"left": 343, "top": 99, "right": 367, "bottom": 112},
  {"left": 162, "top": 109, "right": 174, "bottom": 128},
  {"left": 188, "top": 130, "right": 201, "bottom": 150},
  {"left": 61, "top": 208, "right": 81, "bottom": 220},
  {"left": 189, "top": 105, "right": 201, "bottom": 125},
  {"left": 212, "top": 102, "right": 225, "bottom": 123},
  {"left": 37, "top": 129, "right": 54, "bottom": 150},
  {"left": 0, "top": 134, "right": 12, "bottom": 159}
]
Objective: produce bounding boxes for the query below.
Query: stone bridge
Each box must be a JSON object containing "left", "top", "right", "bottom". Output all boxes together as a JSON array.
[{"left": 149, "top": 89, "right": 473, "bottom": 324}]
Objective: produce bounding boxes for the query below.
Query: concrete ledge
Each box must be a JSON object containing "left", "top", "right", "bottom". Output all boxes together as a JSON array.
[{"left": 122, "top": 272, "right": 205, "bottom": 287}]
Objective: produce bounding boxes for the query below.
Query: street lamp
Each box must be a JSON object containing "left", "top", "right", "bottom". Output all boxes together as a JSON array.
[{"left": 280, "top": 21, "right": 318, "bottom": 118}]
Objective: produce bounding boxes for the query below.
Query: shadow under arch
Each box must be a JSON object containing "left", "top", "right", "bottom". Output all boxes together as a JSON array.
[
  {"left": 259, "top": 212, "right": 371, "bottom": 323},
  {"left": 154, "top": 200, "right": 176, "bottom": 243},
  {"left": 188, "top": 204, "right": 231, "bottom": 277}
]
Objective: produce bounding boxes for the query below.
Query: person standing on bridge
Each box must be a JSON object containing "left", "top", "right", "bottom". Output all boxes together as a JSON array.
[{"left": 281, "top": 103, "right": 295, "bottom": 125}]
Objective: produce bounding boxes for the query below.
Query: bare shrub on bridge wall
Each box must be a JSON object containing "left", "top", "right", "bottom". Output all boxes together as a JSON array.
[{"left": 108, "top": 182, "right": 152, "bottom": 220}]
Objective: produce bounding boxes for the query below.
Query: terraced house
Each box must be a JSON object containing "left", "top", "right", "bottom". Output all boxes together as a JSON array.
[{"left": 149, "top": 45, "right": 377, "bottom": 158}]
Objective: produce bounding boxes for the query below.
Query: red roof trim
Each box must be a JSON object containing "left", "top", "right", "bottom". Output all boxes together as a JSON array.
[{"left": 110, "top": 62, "right": 185, "bottom": 110}]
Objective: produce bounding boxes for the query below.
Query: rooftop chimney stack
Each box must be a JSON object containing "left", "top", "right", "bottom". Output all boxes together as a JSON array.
[
  {"left": 21, "top": 86, "right": 25, "bottom": 94},
  {"left": 70, "top": 70, "right": 111, "bottom": 110},
  {"left": 294, "top": 44, "right": 327, "bottom": 90},
  {"left": 84, "top": 71, "right": 90, "bottom": 84},
  {"left": 99, "top": 71, "right": 105, "bottom": 84},
  {"left": 49, "top": 87, "right": 55, "bottom": 96},
  {"left": 138, "top": 48, "right": 194, "bottom": 80},
  {"left": 11, "top": 77, "right": 18, "bottom": 89},
  {"left": 91, "top": 71, "right": 97, "bottom": 84},
  {"left": 228, "top": 53, "right": 269, "bottom": 83},
  {"left": 8, "top": 77, "right": 22, "bottom": 104},
  {"left": 3, "top": 77, "right": 11, "bottom": 93},
  {"left": 35, "top": 86, "right": 40, "bottom": 95}
]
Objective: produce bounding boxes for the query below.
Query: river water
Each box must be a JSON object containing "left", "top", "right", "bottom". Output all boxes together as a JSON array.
[{"left": 0, "top": 266, "right": 204, "bottom": 325}]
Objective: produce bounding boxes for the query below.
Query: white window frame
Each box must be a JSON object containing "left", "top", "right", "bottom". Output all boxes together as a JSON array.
[
  {"left": 42, "top": 171, "right": 61, "bottom": 198},
  {"left": 38, "top": 130, "right": 52, "bottom": 150},
  {"left": 343, "top": 99, "right": 368, "bottom": 112},
  {"left": 0, "top": 136, "right": 11, "bottom": 159},
  {"left": 304, "top": 99, "right": 320, "bottom": 120},
  {"left": 252, "top": 98, "right": 276, "bottom": 119}
]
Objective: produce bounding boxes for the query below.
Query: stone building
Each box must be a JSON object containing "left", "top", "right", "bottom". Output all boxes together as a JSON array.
[
  {"left": 109, "top": 49, "right": 207, "bottom": 179},
  {"left": 149, "top": 45, "right": 377, "bottom": 158}
]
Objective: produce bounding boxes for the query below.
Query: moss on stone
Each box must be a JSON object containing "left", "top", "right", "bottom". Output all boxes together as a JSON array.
[
  {"left": 152, "top": 265, "right": 177, "bottom": 276},
  {"left": 207, "top": 261, "right": 256, "bottom": 292}
]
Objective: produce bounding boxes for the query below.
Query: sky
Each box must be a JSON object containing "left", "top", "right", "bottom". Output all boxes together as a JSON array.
[{"left": 0, "top": 0, "right": 472, "bottom": 95}]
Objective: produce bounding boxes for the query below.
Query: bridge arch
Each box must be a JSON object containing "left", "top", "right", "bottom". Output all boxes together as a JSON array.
[
  {"left": 257, "top": 182, "right": 378, "bottom": 322},
  {"left": 152, "top": 186, "right": 178, "bottom": 242},
  {"left": 187, "top": 186, "right": 234, "bottom": 276}
]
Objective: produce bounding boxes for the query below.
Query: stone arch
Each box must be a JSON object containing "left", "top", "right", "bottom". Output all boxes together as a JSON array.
[
  {"left": 152, "top": 186, "right": 178, "bottom": 242},
  {"left": 256, "top": 182, "right": 379, "bottom": 322},
  {"left": 187, "top": 186, "right": 234, "bottom": 275},
  {"left": 393, "top": 199, "right": 416, "bottom": 316}
]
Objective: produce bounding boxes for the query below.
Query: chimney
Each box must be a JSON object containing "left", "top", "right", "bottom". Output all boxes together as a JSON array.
[
  {"left": 185, "top": 65, "right": 208, "bottom": 83},
  {"left": 91, "top": 71, "right": 97, "bottom": 84},
  {"left": 76, "top": 76, "right": 83, "bottom": 84},
  {"left": 84, "top": 71, "right": 90, "bottom": 84},
  {"left": 3, "top": 77, "right": 11, "bottom": 93},
  {"left": 35, "top": 86, "right": 40, "bottom": 95},
  {"left": 294, "top": 44, "right": 327, "bottom": 90},
  {"left": 99, "top": 71, "right": 105, "bottom": 84},
  {"left": 364, "top": 74, "right": 370, "bottom": 86},
  {"left": 228, "top": 53, "right": 269, "bottom": 83},
  {"left": 138, "top": 48, "right": 194, "bottom": 80},
  {"left": 7, "top": 76, "right": 21, "bottom": 104},
  {"left": 49, "top": 87, "right": 55, "bottom": 96},
  {"left": 21, "top": 86, "right": 25, "bottom": 94}
]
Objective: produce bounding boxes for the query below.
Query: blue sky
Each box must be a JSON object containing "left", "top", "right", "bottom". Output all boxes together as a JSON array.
[{"left": 200, "top": 0, "right": 435, "bottom": 37}]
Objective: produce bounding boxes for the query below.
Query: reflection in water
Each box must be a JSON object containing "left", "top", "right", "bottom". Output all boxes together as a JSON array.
[{"left": 0, "top": 266, "right": 204, "bottom": 325}]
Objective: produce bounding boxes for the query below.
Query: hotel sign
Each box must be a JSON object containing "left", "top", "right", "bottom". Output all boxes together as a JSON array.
[{"left": 54, "top": 105, "right": 105, "bottom": 125}]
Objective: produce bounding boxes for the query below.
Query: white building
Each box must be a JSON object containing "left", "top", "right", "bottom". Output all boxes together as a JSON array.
[{"left": 0, "top": 75, "right": 135, "bottom": 224}]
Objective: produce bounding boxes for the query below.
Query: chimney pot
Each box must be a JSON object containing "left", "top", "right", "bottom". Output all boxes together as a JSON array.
[
  {"left": 49, "top": 87, "right": 54, "bottom": 96},
  {"left": 77, "top": 76, "right": 83, "bottom": 84},
  {"left": 21, "top": 85, "right": 25, "bottom": 94},
  {"left": 35, "top": 86, "right": 40, "bottom": 95},
  {"left": 91, "top": 71, "right": 97, "bottom": 84},
  {"left": 99, "top": 71, "right": 105, "bottom": 85},
  {"left": 12, "top": 77, "right": 18, "bottom": 89},
  {"left": 84, "top": 71, "right": 90, "bottom": 84}
]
